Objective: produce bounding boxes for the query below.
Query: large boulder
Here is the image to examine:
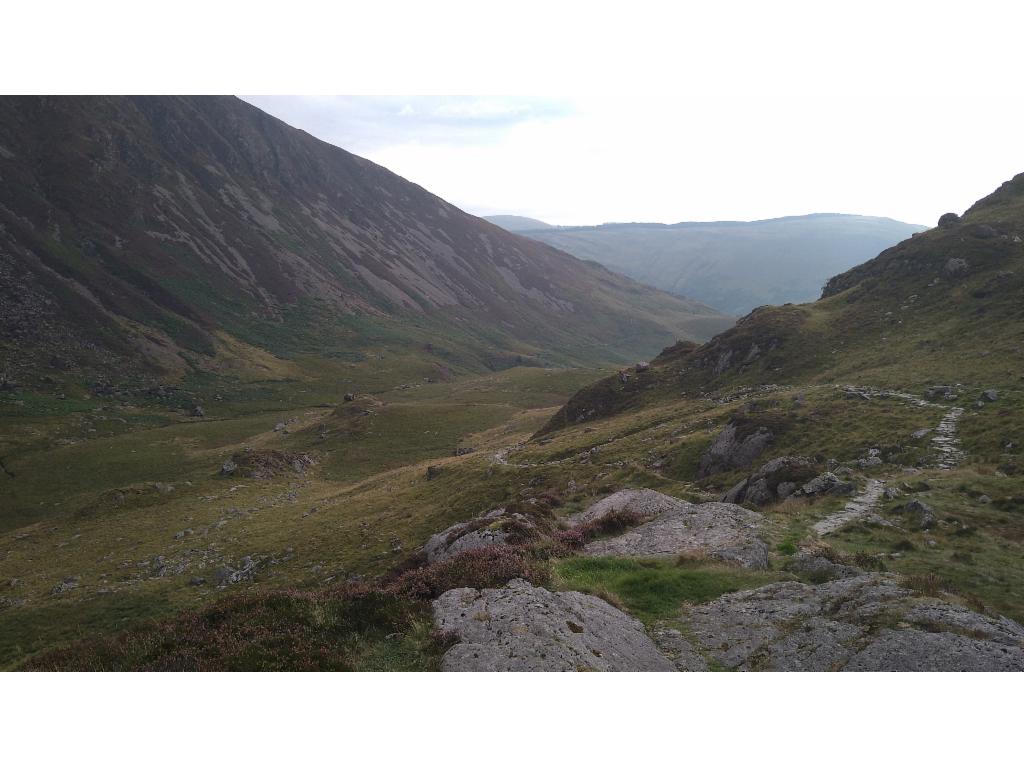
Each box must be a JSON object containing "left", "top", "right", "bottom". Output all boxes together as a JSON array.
[
  {"left": 433, "top": 579, "right": 675, "bottom": 671},
  {"left": 937, "top": 212, "right": 960, "bottom": 229},
  {"left": 566, "top": 488, "right": 686, "bottom": 527},
  {"left": 798, "top": 472, "right": 856, "bottom": 497},
  {"left": 423, "top": 508, "right": 536, "bottom": 564},
  {"left": 675, "top": 575, "right": 1024, "bottom": 671},
  {"left": 583, "top": 501, "right": 768, "bottom": 569},
  {"left": 722, "top": 456, "right": 817, "bottom": 506},
  {"left": 697, "top": 421, "right": 774, "bottom": 478}
]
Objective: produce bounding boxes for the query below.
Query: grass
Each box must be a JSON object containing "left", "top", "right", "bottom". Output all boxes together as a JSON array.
[{"left": 553, "top": 556, "right": 781, "bottom": 624}]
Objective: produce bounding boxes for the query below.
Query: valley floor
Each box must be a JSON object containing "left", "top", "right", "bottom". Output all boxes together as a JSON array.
[{"left": 2, "top": 359, "right": 1023, "bottom": 670}]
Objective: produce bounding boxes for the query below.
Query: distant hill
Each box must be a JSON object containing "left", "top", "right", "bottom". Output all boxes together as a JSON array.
[
  {"left": 484, "top": 215, "right": 554, "bottom": 232},
  {"left": 0, "top": 97, "right": 732, "bottom": 384},
  {"left": 510, "top": 214, "right": 927, "bottom": 315}
]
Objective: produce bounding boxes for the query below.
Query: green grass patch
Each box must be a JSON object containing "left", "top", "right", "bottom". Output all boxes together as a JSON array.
[{"left": 554, "top": 556, "right": 779, "bottom": 623}]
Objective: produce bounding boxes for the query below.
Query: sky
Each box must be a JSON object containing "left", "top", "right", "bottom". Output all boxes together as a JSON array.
[{"left": 242, "top": 92, "right": 1022, "bottom": 228}]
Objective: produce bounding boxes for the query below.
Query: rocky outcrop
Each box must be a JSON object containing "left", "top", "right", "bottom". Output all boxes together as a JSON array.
[
  {"left": 433, "top": 579, "right": 674, "bottom": 671},
  {"left": 423, "top": 508, "right": 537, "bottom": 564},
  {"left": 722, "top": 456, "right": 817, "bottom": 506},
  {"left": 799, "top": 472, "right": 856, "bottom": 497},
  {"left": 220, "top": 449, "right": 316, "bottom": 479},
  {"left": 697, "top": 421, "right": 773, "bottom": 478},
  {"left": 583, "top": 501, "right": 768, "bottom": 569},
  {"left": 674, "top": 575, "right": 1024, "bottom": 671},
  {"left": 566, "top": 488, "right": 687, "bottom": 527}
]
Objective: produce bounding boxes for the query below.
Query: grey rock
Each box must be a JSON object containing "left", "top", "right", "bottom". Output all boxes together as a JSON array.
[
  {"left": 721, "top": 456, "right": 816, "bottom": 507},
  {"left": 425, "top": 465, "right": 442, "bottom": 480},
  {"left": 677, "top": 575, "right": 1024, "bottom": 671},
  {"left": 903, "top": 499, "right": 936, "bottom": 529},
  {"left": 635, "top": 361, "right": 650, "bottom": 372},
  {"left": 51, "top": 576, "right": 80, "bottom": 595},
  {"left": 788, "top": 552, "right": 862, "bottom": 583},
  {"left": 978, "top": 494, "right": 991, "bottom": 504},
  {"left": 937, "top": 212, "right": 960, "bottom": 229},
  {"left": 911, "top": 428, "right": 932, "bottom": 439},
  {"left": 845, "top": 629, "right": 1024, "bottom": 671},
  {"left": 191, "top": 405, "right": 205, "bottom": 418},
  {"left": 566, "top": 488, "right": 687, "bottom": 527},
  {"left": 583, "top": 501, "right": 768, "bottom": 569},
  {"left": 343, "top": 392, "right": 355, "bottom": 402},
  {"left": 981, "top": 389, "right": 998, "bottom": 402},
  {"left": 697, "top": 422, "right": 773, "bottom": 478},
  {"left": 800, "top": 472, "right": 855, "bottom": 497},
  {"left": 433, "top": 579, "right": 675, "bottom": 671},
  {"left": 423, "top": 507, "right": 533, "bottom": 564},
  {"left": 220, "top": 459, "right": 237, "bottom": 476},
  {"left": 944, "top": 257, "right": 969, "bottom": 275}
]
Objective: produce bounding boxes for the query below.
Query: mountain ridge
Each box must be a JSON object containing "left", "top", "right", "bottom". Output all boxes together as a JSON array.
[{"left": 490, "top": 213, "right": 927, "bottom": 314}]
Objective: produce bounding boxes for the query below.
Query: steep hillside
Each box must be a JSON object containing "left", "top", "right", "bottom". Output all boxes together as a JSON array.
[
  {"left": 0, "top": 96, "right": 730, "bottom": 386},
  {"left": 483, "top": 215, "right": 554, "bottom": 231},
  {"left": 512, "top": 214, "right": 926, "bottom": 314}
]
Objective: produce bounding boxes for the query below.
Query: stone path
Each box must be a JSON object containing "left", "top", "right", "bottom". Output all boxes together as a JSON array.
[
  {"left": 811, "top": 479, "right": 889, "bottom": 536},
  {"left": 932, "top": 407, "right": 964, "bottom": 469}
]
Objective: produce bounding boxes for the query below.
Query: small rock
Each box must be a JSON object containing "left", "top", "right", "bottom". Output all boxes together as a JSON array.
[
  {"left": 221, "top": 459, "right": 238, "bottom": 476},
  {"left": 978, "top": 495, "right": 991, "bottom": 504},
  {"left": 425, "top": 465, "right": 442, "bottom": 480},
  {"left": 191, "top": 405, "right": 205, "bottom": 418},
  {"left": 981, "top": 389, "right": 998, "bottom": 402},
  {"left": 343, "top": 392, "right": 355, "bottom": 402}
]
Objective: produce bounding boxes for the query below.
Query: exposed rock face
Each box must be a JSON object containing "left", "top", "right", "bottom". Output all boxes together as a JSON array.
[
  {"left": 423, "top": 508, "right": 535, "bottom": 564},
  {"left": 566, "top": 488, "right": 686, "bottom": 527},
  {"left": 433, "top": 579, "right": 675, "bottom": 671},
  {"left": 697, "top": 422, "right": 773, "bottom": 478},
  {"left": 583, "top": 501, "right": 769, "bottom": 569},
  {"left": 722, "top": 456, "right": 817, "bottom": 506},
  {"left": 799, "top": 472, "right": 856, "bottom": 497},
  {"left": 223, "top": 449, "right": 316, "bottom": 479},
  {"left": 675, "top": 575, "right": 1024, "bottom": 671}
]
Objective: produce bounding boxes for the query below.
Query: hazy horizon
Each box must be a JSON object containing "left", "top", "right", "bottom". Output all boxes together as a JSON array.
[{"left": 242, "top": 94, "right": 1018, "bottom": 229}]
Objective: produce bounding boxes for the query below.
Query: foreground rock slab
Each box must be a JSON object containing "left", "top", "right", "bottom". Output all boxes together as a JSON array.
[
  {"left": 583, "top": 501, "right": 769, "bottom": 569},
  {"left": 433, "top": 579, "right": 674, "bottom": 671},
  {"left": 676, "top": 575, "right": 1024, "bottom": 671}
]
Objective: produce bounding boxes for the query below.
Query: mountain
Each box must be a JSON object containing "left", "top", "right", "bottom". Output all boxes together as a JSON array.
[
  {"left": 508, "top": 214, "right": 927, "bottom": 315},
  {"left": 482, "top": 215, "right": 554, "bottom": 232},
  {"left": 0, "top": 96, "right": 731, "bottom": 386}
]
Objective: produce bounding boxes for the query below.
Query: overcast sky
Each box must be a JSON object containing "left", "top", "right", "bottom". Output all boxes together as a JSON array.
[
  {"left": 236, "top": 4, "right": 1023, "bottom": 229},
  {"left": 242, "top": 93, "right": 1020, "bottom": 228}
]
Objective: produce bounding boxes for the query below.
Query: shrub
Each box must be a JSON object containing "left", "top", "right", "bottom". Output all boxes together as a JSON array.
[{"left": 385, "top": 545, "right": 548, "bottom": 599}]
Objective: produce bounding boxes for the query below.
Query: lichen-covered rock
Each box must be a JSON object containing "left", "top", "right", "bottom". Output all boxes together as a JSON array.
[
  {"left": 433, "top": 579, "right": 675, "bottom": 671},
  {"left": 583, "top": 501, "right": 768, "bottom": 569},
  {"left": 423, "top": 507, "right": 535, "bottom": 564},
  {"left": 697, "top": 421, "right": 773, "bottom": 478},
  {"left": 566, "top": 488, "right": 687, "bottom": 527},
  {"left": 676, "top": 575, "right": 1024, "bottom": 671}
]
